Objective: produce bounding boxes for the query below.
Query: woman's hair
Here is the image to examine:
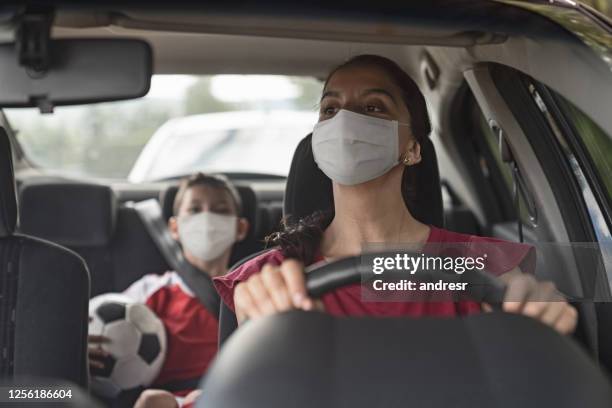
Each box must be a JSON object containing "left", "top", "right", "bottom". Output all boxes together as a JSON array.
[
  {"left": 266, "top": 55, "right": 432, "bottom": 264},
  {"left": 173, "top": 172, "right": 242, "bottom": 216}
]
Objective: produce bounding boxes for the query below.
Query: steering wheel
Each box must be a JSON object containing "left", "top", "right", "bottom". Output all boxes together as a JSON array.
[
  {"left": 218, "top": 250, "right": 508, "bottom": 346},
  {"left": 305, "top": 251, "right": 507, "bottom": 306},
  {"left": 205, "top": 251, "right": 612, "bottom": 408}
]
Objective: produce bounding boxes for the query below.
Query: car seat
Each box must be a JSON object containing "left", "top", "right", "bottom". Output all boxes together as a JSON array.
[{"left": 0, "top": 128, "right": 90, "bottom": 386}]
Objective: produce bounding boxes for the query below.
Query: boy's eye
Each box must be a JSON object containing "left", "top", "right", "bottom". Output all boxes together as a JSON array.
[{"left": 212, "top": 205, "right": 232, "bottom": 215}]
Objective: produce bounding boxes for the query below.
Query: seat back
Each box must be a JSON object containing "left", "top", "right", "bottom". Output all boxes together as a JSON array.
[
  {"left": 111, "top": 205, "right": 170, "bottom": 293},
  {"left": 0, "top": 129, "right": 89, "bottom": 386},
  {"left": 19, "top": 181, "right": 120, "bottom": 297}
]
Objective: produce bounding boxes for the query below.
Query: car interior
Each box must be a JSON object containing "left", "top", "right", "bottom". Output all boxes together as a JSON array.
[{"left": 1, "top": 1, "right": 612, "bottom": 407}]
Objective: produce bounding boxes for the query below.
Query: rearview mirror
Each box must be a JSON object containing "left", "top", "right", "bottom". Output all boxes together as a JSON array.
[{"left": 0, "top": 39, "right": 152, "bottom": 112}]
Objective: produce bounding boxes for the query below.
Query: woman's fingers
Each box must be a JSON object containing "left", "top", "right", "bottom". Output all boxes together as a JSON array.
[
  {"left": 234, "top": 260, "right": 311, "bottom": 323},
  {"left": 261, "top": 264, "right": 293, "bottom": 311},
  {"left": 555, "top": 304, "right": 578, "bottom": 334},
  {"left": 234, "top": 281, "right": 263, "bottom": 322},
  {"left": 502, "top": 274, "right": 535, "bottom": 313},
  {"left": 521, "top": 282, "right": 558, "bottom": 319},
  {"left": 280, "top": 259, "right": 311, "bottom": 310},
  {"left": 245, "top": 272, "right": 277, "bottom": 315},
  {"left": 502, "top": 274, "right": 577, "bottom": 334}
]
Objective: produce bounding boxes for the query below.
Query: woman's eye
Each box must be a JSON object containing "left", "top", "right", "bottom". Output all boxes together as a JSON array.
[
  {"left": 321, "top": 106, "right": 337, "bottom": 116},
  {"left": 188, "top": 207, "right": 201, "bottom": 214},
  {"left": 365, "top": 104, "right": 383, "bottom": 113}
]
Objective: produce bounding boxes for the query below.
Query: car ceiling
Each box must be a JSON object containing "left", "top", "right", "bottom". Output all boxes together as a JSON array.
[{"left": 43, "top": 1, "right": 553, "bottom": 78}]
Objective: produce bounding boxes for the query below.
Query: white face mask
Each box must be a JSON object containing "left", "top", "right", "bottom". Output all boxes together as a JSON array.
[
  {"left": 312, "top": 109, "right": 406, "bottom": 186},
  {"left": 177, "top": 211, "right": 237, "bottom": 262}
]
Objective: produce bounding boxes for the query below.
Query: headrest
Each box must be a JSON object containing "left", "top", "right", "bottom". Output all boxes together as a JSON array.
[
  {"left": 284, "top": 134, "right": 444, "bottom": 227},
  {"left": 0, "top": 128, "right": 18, "bottom": 238},
  {"left": 160, "top": 185, "right": 180, "bottom": 222},
  {"left": 19, "top": 181, "right": 117, "bottom": 247}
]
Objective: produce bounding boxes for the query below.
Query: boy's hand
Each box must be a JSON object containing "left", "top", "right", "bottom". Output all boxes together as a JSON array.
[
  {"left": 88, "top": 334, "right": 111, "bottom": 371},
  {"left": 134, "top": 389, "right": 178, "bottom": 408}
]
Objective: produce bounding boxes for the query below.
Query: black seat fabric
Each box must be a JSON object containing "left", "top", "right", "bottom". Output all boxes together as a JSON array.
[
  {"left": 160, "top": 184, "right": 263, "bottom": 266},
  {"left": 283, "top": 133, "right": 444, "bottom": 227},
  {"left": 18, "top": 181, "right": 170, "bottom": 296},
  {"left": 0, "top": 129, "right": 89, "bottom": 387},
  {"left": 111, "top": 206, "right": 170, "bottom": 293},
  {"left": 19, "top": 181, "right": 119, "bottom": 297},
  {"left": 19, "top": 181, "right": 116, "bottom": 248}
]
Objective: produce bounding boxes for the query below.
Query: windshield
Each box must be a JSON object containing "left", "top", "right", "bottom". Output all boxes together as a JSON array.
[{"left": 4, "top": 75, "right": 322, "bottom": 181}]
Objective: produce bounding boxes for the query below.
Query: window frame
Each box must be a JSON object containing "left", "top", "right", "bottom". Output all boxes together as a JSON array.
[{"left": 539, "top": 86, "right": 612, "bottom": 233}]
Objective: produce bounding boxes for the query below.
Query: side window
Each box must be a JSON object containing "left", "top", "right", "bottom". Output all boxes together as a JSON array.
[
  {"left": 553, "top": 95, "right": 612, "bottom": 205},
  {"left": 527, "top": 84, "right": 612, "bottom": 242}
]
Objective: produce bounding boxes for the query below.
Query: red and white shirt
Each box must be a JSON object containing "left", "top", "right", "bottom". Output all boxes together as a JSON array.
[{"left": 123, "top": 271, "right": 219, "bottom": 395}]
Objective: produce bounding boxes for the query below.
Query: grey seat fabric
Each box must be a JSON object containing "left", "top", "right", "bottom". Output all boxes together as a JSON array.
[{"left": 0, "top": 128, "right": 90, "bottom": 387}]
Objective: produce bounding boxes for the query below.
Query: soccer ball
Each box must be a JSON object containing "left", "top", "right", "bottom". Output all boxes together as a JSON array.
[{"left": 88, "top": 293, "right": 167, "bottom": 398}]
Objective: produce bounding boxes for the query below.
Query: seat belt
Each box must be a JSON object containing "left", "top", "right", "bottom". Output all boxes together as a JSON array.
[{"left": 130, "top": 199, "right": 220, "bottom": 318}]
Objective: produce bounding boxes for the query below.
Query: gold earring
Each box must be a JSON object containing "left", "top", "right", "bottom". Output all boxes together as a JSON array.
[{"left": 403, "top": 154, "right": 412, "bottom": 166}]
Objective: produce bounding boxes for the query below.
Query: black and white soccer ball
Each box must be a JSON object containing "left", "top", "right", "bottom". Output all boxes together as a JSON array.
[{"left": 88, "top": 293, "right": 167, "bottom": 398}]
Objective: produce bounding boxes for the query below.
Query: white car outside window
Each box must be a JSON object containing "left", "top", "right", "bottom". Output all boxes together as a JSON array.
[{"left": 128, "top": 110, "right": 318, "bottom": 182}]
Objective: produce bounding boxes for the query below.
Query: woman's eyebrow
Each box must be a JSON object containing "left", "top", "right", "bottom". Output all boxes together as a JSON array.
[
  {"left": 362, "top": 88, "right": 397, "bottom": 105},
  {"left": 320, "top": 90, "right": 340, "bottom": 101}
]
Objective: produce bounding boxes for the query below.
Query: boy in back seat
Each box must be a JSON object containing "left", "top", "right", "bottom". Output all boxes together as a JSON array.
[{"left": 88, "top": 173, "right": 249, "bottom": 408}]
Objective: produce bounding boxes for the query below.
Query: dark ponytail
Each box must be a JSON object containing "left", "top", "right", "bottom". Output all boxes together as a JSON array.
[
  {"left": 267, "top": 55, "right": 434, "bottom": 265},
  {"left": 265, "top": 210, "right": 333, "bottom": 264}
]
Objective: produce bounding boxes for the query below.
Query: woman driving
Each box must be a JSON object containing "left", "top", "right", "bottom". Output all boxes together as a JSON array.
[{"left": 214, "top": 54, "right": 577, "bottom": 334}]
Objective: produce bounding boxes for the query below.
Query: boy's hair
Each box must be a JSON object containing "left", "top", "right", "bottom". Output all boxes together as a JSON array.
[{"left": 173, "top": 173, "right": 242, "bottom": 216}]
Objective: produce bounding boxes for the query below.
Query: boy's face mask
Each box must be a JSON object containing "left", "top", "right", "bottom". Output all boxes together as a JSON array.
[
  {"left": 178, "top": 211, "right": 237, "bottom": 262},
  {"left": 311, "top": 109, "right": 407, "bottom": 186}
]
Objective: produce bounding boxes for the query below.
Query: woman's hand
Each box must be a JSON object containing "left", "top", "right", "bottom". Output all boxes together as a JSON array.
[
  {"left": 234, "top": 259, "right": 324, "bottom": 323},
  {"left": 490, "top": 271, "right": 577, "bottom": 335}
]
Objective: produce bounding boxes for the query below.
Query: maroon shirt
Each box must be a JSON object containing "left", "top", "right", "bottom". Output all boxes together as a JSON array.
[{"left": 214, "top": 226, "right": 535, "bottom": 317}]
